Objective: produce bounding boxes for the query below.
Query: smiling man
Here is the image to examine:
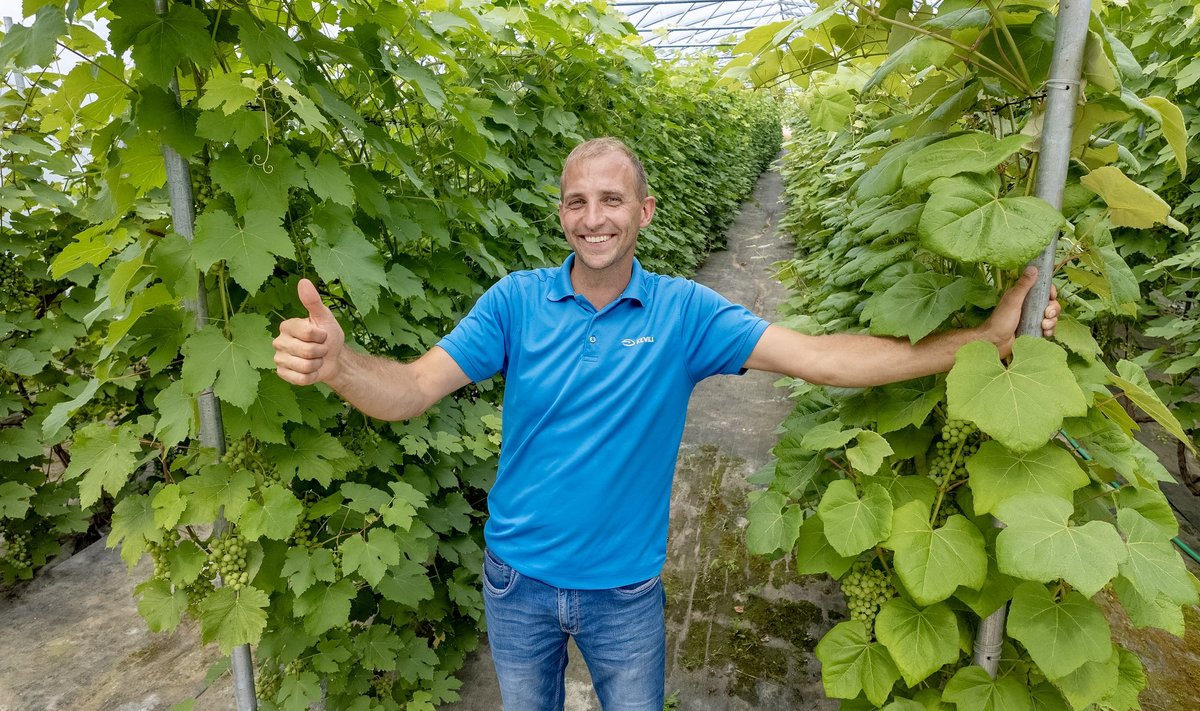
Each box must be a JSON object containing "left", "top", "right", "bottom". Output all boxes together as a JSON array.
[{"left": 272, "top": 137, "right": 1060, "bottom": 710}]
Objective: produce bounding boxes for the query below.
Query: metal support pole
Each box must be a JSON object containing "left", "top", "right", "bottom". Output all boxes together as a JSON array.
[
  {"left": 972, "top": 0, "right": 1092, "bottom": 678},
  {"left": 153, "top": 0, "right": 256, "bottom": 707}
]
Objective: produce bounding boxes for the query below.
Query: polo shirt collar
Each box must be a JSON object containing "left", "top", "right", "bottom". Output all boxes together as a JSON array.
[{"left": 547, "top": 253, "right": 648, "bottom": 306}]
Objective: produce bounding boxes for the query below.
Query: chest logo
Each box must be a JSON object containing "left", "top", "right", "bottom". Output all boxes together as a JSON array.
[{"left": 621, "top": 336, "right": 655, "bottom": 347}]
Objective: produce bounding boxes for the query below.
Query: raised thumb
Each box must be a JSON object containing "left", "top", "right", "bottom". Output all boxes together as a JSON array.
[{"left": 297, "top": 278, "right": 334, "bottom": 324}]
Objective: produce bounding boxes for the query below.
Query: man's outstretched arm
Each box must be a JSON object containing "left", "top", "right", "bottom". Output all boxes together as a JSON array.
[
  {"left": 744, "top": 267, "right": 1060, "bottom": 387},
  {"left": 273, "top": 279, "right": 471, "bottom": 421}
]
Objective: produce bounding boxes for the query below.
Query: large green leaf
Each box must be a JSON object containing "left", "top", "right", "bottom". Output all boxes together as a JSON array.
[
  {"left": 342, "top": 528, "right": 401, "bottom": 587},
  {"left": 846, "top": 431, "right": 893, "bottom": 475},
  {"left": 817, "top": 480, "right": 893, "bottom": 557},
  {"left": 1117, "top": 509, "right": 1198, "bottom": 605},
  {"left": 1109, "top": 360, "right": 1194, "bottom": 453},
  {"left": 62, "top": 422, "right": 143, "bottom": 507},
  {"left": 180, "top": 313, "right": 275, "bottom": 411},
  {"left": 198, "top": 586, "right": 269, "bottom": 654},
  {"left": 870, "top": 378, "right": 945, "bottom": 434},
  {"left": 874, "top": 599, "right": 960, "bottom": 686},
  {"left": 943, "top": 667, "right": 1032, "bottom": 711},
  {"left": 1080, "top": 166, "right": 1186, "bottom": 232},
  {"left": 947, "top": 338, "right": 1088, "bottom": 453},
  {"left": 964, "top": 441, "right": 1089, "bottom": 516},
  {"left": 0, "top": 5, "right": 66, "bottom": 68},
  {"left": 883, "top": 501, "right": 986, "bottom": 605},
  {"left": 793, "top": 513, "right": 856, "bottom": 578},
  {"left": 1050, "top": 649, "right": 1119, "bottom": 710},
  {"left": 192, "top": 209, "right": 295, "bottom": 294},
  {"left": 136, "top": 578, "right": 188, "bottom": 634},
  {"left": 1006, "top": 582, "right": 1112, "bottom": 680},
  {"left": 814, "top": 620, "right": 902, "bottom": 706},
  {"left": 1141, "top": 96, "right": 1187, "bottom": 178},
  {"left": 309, "top": 206, "right": 389, "bottom": 314},
  {"left": 1111, "top": 576, "right": 1184, "bottom": 636},
  {"left": 238, "top": 485, "right": 303, "bottom": 541},
  {"left": 994, "top": 494, "right": 1126, "bottom": 597},
  {"left": 745, "top": 491, "right": 803, "bottom": 555},
  {"left": 863, "top": 272, "right": 996, "bottom": 342},
  {"left": 918, "top": 175, "right": 1063, "bottom": 268},
  {"left": 130, "top": 2, "right": 213, "bottom": 87},
  {"left": 902, "top": 132, "right": 1032, "bottom": 188}
]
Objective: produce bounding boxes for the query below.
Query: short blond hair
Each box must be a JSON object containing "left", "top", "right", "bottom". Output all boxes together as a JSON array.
[{"left": 561, "top": 137, "right": 649, "bottom": 200}]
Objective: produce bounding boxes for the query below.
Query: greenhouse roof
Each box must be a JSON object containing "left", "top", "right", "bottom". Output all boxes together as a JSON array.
[{"left": 617, "top": 0, "right": 817, "bottom": 55}]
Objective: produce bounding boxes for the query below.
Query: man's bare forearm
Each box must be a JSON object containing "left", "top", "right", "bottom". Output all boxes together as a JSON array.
[
  {"left": 808, "top": 327, "right": 990, "bottom": 387},
  {"left": 326, "top": 348, "right": 429, "bottom": 421}
]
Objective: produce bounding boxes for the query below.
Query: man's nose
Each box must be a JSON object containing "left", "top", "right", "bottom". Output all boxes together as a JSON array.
[{"left": 583, "top": 202, "right": 605, "bottom": 229}]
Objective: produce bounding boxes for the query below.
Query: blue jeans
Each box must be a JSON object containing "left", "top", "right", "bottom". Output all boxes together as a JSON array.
[{"left": 482, "top": 547, "right": 667, "bottom": 711}]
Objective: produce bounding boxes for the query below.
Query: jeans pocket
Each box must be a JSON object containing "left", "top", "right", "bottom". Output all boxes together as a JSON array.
[
  {"left": 482, "top": 547, "right": 518, "bottom": 597},
  {"left": 612, "top": 576, "right": 660, "bottom": 597}
]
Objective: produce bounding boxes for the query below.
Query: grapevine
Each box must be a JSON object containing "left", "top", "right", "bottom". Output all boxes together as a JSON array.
[
  {"left": 146, "top": 528, "right": 180, "bottom": 581},
  {"left": 208, "top": 529, "right": 249, "bottom": 591},
  {"left": 1, "top": 525, "right": 33, "bottom": 572}
]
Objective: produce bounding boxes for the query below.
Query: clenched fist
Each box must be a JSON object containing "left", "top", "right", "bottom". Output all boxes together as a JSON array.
[{"left": 273, "top": 278, "right": 345, "bottom": 386}]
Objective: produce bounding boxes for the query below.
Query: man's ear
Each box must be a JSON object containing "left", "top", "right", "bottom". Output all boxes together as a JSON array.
[{"left": 640, "top": 196, "right": 656, "bottom": 228}]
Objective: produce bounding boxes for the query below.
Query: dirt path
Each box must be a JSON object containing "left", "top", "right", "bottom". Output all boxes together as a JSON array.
[{"left": 447, "top": 159, "right": 843, "bottom": 710}]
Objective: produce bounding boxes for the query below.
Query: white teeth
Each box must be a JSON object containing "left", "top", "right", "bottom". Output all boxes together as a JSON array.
[{"left": 584, "top": 235, "right": 611, "bottom": 243}]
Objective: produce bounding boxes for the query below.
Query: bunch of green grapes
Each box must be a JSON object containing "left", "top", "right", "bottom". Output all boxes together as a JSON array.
[
  {"left": 932, "top": 497, "right": 963, "bottom": 528},
  {"left": 223, "top": 439, "right": 274, "bottom": 482},
  {"left": 208, "top": 530, "right": 250, "bottom": 591},
  {"left": 1, "top": 527, "right": 32, "bottom": 570},
  {"left": 185, "top": 574, "right": 215, "bottom": 612},
  {"left": 371, "top": 671, "right": 395, "bottom": 699},
  {"left": 349, "top": 426, "right": 382, "bottom": 458},
  {"left": 255, "top": 659, "right": 303, "bottom": 701},
  {"left": 928, "top": 419, "right": 980, "bottom": 486},
  {"left": 146, "top": 528, "right": 181, "bottom": 581},
  {"left": 0, "top": 252, "right": 34, "bottom": 313},
  {"left": 840, "top": 561, "right": 896, "bottom": 633}
]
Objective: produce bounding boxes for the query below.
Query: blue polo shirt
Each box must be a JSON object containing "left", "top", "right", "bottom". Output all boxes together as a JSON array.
[{"left": 437, "top": 254, "right": 769, "bottom": 589}]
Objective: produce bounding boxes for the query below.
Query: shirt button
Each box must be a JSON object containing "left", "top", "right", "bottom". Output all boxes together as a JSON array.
[{"left": 589, "top": 336, "right": 597, "bottom": 343}]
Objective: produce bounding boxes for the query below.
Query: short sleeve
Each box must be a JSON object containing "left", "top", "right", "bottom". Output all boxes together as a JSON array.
[
  {"left": 436, "top": 277, "right": 513, "bottom": 383},
  {"left": 682, "top": 282, "right": 770, "bottom": 382}
]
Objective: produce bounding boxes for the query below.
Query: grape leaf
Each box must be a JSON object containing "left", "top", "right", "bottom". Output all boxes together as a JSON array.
[
  {"left": 179, "top": 464, "right": 254, "bottom": 524},
  {"left": 199, "top": 586, "right": 269, "bottom": 654},
  {"left": 1051, "top": 649, "right": 1119, "bottom": 710},
  {"left": 293, "top": 579, "right": 356, "bottom": 636},
  {"left": 883, "top": 501, "right": 986, "bottom": 605},
  {"left": 210, "top": 145, "right": 304, "bottom": 218},
  {"left": 1109, "top": 359, "right": 1194, "bottom": 453},
  {"left": 271, "top": 428, "right": 355, "bottom": 486},
  {"left": 136, "top": 578, "right": 187, "bottom": 633},
  {"left": 874, "top": 599, "right": 960, "bottom": 686},
  {"left": 0, "top": 481, "right": 35, "bottom": 518},
  {"left": 846, "top": 431, "right": 893, "bottom": 475},
  {"left": 221, "top": 376, "right": 301, "bottom": 445},
  {"left": 863, "top": 272, "right": 996, "bottom": 343},
  {"left": 947, "top": 338, "right": 1088, "bottom": 453},
  {"left": 919, "top": 175, "right": 1063, "bottom": 268},
  {"left": 1006, "top": 582, "right": 1112, "bottom": 680},
  {"left": 0, "top": 5, "right": 66, "bottom": 68},
  {"left": 180, "top": 313, "right": 275, "bottom": 411},
  {"left": 107, "top": 491, "right": 159, "bottom": 567},
  {"left": 356, "top": 625, "right": 403, "bottom": 671},
  {"left": 1101, "top": 648, "right": 1145, "bottom": 711},
  {"left": 299, "top": 153, "right": 356, "bottom": 206},
  {"left": 1117, "top": 509, "right": 1198, "bottom": 605},
  {"left": 152, "top": 379, "right": 193, "bottom": 448},
  {"left": 800, "top": 421, "right": 861, "bottom": 450},
  {"left": 1080, "top": 166, "right": 1184, "bottom": 232},
  {"left": 238, "top": 485, "right": 303, "bottom": 541},
  {"left": 1142, "top": 96, "right": 1187, "bottom": 178},
  {"left": 965, "top": 441, "right": 1090, "bottom": 516},
  {"left": 745, "top": 491, "right": 803, "bottom": 555},
  {"left": 995, "top": 494, "right": 1126, "bottom": 597},
  {"left": 1111, "top": 576, "right": 1184, "bottom": 636},
  {"left": 902, "top": 132, "right": 1032, "bottom": 188},
  {"left": 341, "top": 528, "right": 401, "bottom": 586},
  {"left": 192, "top": 209, "right": 295, "bottom": 294},
  {"left": 943, "top": 667, "right": 1032, "bottom": 711},
  {"left": 62, "top": 422, "right": 143, "bottom": 507},
  {"left": 376, "top": 558, "right": 435, "bottom": 608},
  {"left": 130, "top": 3, "right": 213, "bottom": 87},
  {"left": 814, "top": 620, "right": 902, "bottom": 706},
  {"left": 196, "top": 108, "right": 265, "bottom": 150},
  {"left": 281, "top": 547, "right": 337, "bottom": 596},
  {"left": 871, "top": 378, "right": 945, "bottom": 434},
  {"left": 152, "top": 483, "right": 187, "bottom": 530},
  {"left": 381, "top": 480, "right": 427, "bottom": 531},
  {"left": 817, "top": 480, "right": 893, "bottom": 557},
  {"left": 793, "top": 513, "right": 856, "bottom": 578},
  {"left": 309, "top": 205, "right": 389, "bottom": 314},
  {"left": 166, "top": 540, "right": 207, "bottom": 585},
  {"left": 197, "top": 72, "right": 259, "bottom": 115}
]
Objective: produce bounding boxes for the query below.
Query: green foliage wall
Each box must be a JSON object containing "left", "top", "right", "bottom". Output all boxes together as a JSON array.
[
  {"left": 730, "top": 1, "right": 1199, "bottom": 708},
  {"left": 0, "top": 0, "right": 781, "bottom": 707}
]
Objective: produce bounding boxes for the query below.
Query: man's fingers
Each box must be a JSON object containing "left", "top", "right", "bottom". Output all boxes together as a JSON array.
[
  {"left": 298, "top": 278, "right": 335, "bottom": 324},
  {"left": 277, "top": 317, "right": 328, "bottom": 344},
  {"left": 274, "top": 350, "right": 323, "bottom": 374},
  {"left": 276, "top": 365, "right": 321, "bottom": 387}
]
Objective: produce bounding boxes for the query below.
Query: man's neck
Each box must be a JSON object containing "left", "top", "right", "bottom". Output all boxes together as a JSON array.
[{"left": 570, "top": 262, "right": 632, "bottom": 311}]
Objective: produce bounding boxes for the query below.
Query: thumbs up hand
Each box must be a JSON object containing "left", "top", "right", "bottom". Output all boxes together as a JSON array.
[{"left": 273, "top": 278, "right": 346, "bottom": 386}]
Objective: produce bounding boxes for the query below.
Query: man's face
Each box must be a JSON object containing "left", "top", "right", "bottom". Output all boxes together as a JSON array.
[{"left": 558, "top": 151, "right": 655, "bottom": 279}]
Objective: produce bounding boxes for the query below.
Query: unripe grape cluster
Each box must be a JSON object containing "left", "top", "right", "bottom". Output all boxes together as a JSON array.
[
  {"left": 208, "top": 530, "right": 250, "bottom": 590},
  {"left": 255, "top": 659, "right": 302, "bottom": 701},
  {"left": 0, "top": 252, "right": 35, "bottom": 313},
  {"left": 147, "top": 528, "right": 181, "bottom": 581},
  {"left": 223, "top": 439, "right": 278, "bottom": 483},
  {"left": 840, "top": 562, "right": 896, "bottom": 632},
  {"left": 932, "top": 497, "right": 963, "bottom": 528},
  {"left": 928, "top": 419, "right": 980, "bottom": 486},
  {"left": 350, "top": 427, "right": 383, "bottom": 458},
  {"left": 2, "top": 527, "right": 32, "bottom": 570}
]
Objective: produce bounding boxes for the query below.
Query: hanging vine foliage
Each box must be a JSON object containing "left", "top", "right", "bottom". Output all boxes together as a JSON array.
[
  {"left": 729, "top": 0, "right": 1197, "bottom": 708},
  {"left": 0, "top": 0, "right": 781, "bottom": 707}
]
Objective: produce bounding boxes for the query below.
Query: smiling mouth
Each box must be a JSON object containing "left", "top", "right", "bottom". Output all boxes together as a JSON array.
[{"left": 583, "top": 235, "right": 613, "bottom": 243}]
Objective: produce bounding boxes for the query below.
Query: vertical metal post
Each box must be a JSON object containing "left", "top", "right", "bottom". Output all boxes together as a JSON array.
[
  {"left": 972, "top": 0, "right": 1092, "bottom": 677},
  {"left": 153, "top": 0, "right": 256, "bottom": 707}
]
